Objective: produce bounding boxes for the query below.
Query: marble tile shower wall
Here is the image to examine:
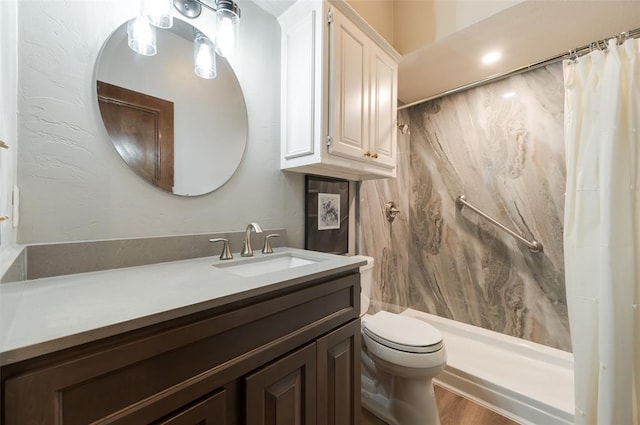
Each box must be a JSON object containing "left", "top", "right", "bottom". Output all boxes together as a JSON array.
[{"left": 360, "top": 63, "right": 571, "bottom": 351}]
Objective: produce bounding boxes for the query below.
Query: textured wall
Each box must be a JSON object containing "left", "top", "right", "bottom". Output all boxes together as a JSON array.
[
  {"left": 360, "top": 63, "right": 571, "bottom": 351},
  {"left": 0, "top": 0, "right": 21, "bottom": 277},
  {"left": 16, "top": 0, "right": 305, "bottom": 246}
]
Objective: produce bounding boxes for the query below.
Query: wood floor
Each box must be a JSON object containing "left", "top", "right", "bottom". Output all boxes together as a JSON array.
[{"left": 360, "top": 385, "right": 519, "bottom": 425}]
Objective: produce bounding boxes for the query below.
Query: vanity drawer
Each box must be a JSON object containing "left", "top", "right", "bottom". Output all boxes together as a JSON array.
[{"left": 2, "top": 272, "right": 359, "bottom": 425}]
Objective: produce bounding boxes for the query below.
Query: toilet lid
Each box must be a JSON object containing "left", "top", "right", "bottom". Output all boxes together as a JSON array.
[{"left": 363, "top": 311, "right": 443, "bottom": 354}]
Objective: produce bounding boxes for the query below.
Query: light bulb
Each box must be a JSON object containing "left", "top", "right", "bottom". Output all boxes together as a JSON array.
[
  {"left": 197, "top": 45, "right": 212, "bottom": 70},
  {"left": 194, "top": 32, "right": 217, "bottom": 79},
  {"left": 216, "top": 16, "right": 235, "bottom": 59},
  {"left": 127, "top": 15, "right": 157, "bottom": 56}
]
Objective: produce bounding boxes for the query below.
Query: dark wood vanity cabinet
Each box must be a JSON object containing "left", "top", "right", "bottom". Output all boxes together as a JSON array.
[{"left": 1, "top": 271, "right": 361, "bottom": 425}]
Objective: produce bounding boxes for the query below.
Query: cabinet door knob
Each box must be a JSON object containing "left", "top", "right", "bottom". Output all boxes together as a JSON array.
[
  {"left": 372, "top": 153, "right": 379, "bottom": 159},
  {"left": 363, "top": 151, "right": 371, "bottom": 157}
]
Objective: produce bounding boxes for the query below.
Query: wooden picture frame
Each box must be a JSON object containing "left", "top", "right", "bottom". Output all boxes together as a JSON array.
[{"left": 305, "top": 175, "right": 349, "bottom": 254}]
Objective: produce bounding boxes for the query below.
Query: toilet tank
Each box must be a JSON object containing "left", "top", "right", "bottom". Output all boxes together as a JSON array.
[{"left": 353, "top": 255, "right": 374, "bottom": 314}]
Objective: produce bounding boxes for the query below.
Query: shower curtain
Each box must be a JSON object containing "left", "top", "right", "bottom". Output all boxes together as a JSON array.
[{"left": 563, "top": 37, "right": 639, "bottom": 425}]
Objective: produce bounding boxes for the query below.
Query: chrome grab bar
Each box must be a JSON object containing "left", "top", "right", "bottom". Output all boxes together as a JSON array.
[{"left": 455, "top": 195, "right": 543, "bottom": 253}]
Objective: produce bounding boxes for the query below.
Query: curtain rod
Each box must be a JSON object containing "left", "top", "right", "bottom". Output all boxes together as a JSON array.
[{"left": 398, "top": 26, "right": 640, "bottom": 111}]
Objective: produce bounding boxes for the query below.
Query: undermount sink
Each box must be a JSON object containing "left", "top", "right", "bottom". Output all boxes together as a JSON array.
[{"left": 213, "top": 252, "right": 319, "bottom": 277}]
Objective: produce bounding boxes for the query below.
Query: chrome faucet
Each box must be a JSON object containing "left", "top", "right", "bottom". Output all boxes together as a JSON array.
[{"left": 241, "top": 222, "right": 263, "bottom": 257}]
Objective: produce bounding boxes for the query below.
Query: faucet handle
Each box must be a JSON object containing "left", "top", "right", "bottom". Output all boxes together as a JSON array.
[
  {"left": 209, "top": 238, "right": 233, "bottom": 260},
  {"left": 262, "top": 234, "right": 280, "bottom": 254}
]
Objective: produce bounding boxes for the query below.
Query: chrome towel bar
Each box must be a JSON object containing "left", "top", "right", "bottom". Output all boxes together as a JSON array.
[{"left": 455, "top": 195, "right": 543, "bottom": 253}]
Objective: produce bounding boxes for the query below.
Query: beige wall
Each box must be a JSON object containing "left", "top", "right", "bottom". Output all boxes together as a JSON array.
[
  {"left": 393, "top": 1, "right": 433, "bottom": 54},
  {"left": 393, "top": 0, "right": 523, "bottom": 54},
  {"left": 344, "top": 0, "right": 524, "bottom": 55},
  {"left": 346, "top": 0, "right": 394, "bottom": 45}
]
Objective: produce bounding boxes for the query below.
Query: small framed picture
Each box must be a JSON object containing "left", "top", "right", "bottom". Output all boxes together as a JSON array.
[
  {"left": 305, "top": 175, "right": 349, "bottom": 254},
  {"left": 318, "top": 193, "right": 341, "bottom": 230}
]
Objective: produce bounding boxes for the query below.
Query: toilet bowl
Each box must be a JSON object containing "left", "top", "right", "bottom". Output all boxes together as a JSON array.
[{"left": 355, "top": 255, "right": 446, "bottom": 425}]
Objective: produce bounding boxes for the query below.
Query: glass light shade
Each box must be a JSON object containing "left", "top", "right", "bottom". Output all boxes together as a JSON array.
[
  {"left": 127, "top": 15, "right": 157, "bottom": 56},
  {"left": 215, "top": 2, "right": 239, "bottom": 59},
  {"left": 141, "top": 0, "right": 173, "bottom": 28},
  {"left": 194, "top": 32, "right": 217, "bottom": 79}
]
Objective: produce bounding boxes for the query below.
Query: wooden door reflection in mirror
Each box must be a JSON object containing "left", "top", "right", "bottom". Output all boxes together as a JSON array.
[{"left": 97, "top": 81, "right": 174, "bottom": 192}]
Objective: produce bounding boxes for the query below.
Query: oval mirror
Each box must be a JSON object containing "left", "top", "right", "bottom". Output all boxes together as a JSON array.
[{"left": 96, "top": 18, "right": 248, "bottom": 196}]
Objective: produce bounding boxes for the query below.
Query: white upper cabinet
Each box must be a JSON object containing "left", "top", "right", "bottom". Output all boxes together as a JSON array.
[{"left": 279, "top": 0, "right": 401, "bottom": 181}]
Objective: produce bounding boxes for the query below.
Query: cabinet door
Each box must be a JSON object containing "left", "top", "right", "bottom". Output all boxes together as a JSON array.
[
  {"left": 328, "top": 7, "right": 370, "bottom": 161},
  {"left": 368, "top": 44, "right": 397, "bottom": 169},
  {"left": 245, "top": 344, "right": 317, "bottom": 425},
  {"left": 316, "top": 319, "right": 361, "bottom": 425}
]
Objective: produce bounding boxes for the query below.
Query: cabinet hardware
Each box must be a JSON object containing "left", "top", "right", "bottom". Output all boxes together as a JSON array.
[
  {"left": 0, "top": 215, "right": 9, "bottom": 222},
  {"left": 326, "top": 135, "right": 332, "bottom": 147},
  {"left": 0, "top": 140, "right": 8, "bottom": 149},
  {"left": 327, "top": 9, "right": 333, "bottom": 24},
  {"left": 372, "top": 153, "right": 379, "bottom": 159},
  {"left": 363, "top": 151, "right": 371, "bottom": 157}
]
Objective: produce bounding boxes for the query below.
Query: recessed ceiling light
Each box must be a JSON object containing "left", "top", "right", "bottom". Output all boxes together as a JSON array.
[
  {"left": 482, "top": 51, "right": 501, "bottom": 65},
  {"left": 503, "top": 91, "right": 515, "bottom": 99}
]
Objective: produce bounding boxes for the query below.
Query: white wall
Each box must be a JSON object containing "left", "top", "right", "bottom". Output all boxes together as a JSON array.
[
  {"left": 16, "top": 0, "right": 305, "bottom": 246},
  {"left": 0, "top": 0, "right": 21, "bottom": 277}
]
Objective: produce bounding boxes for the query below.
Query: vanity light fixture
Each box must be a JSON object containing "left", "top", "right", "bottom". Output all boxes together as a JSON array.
[
  {"left": 127, "top": 15, "right": 157, "bottom": 56},
  {"left": 171, "top": 0, "right": 241, "bottom": 58},
  {"left": 194, "top": 31, "right": 217, "bottom": 79},
  {"left": 142, "top": 0, "right": 174, "bottom": 29},
  {"left": 129, "top": 0, "right": 241, "bottom": 76}
]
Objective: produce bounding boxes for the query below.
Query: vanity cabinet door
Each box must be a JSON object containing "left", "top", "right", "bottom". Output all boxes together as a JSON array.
[
  {"left": 316, "top": 319, "right": 361, "bottom": 425},
  {"left": 245, "top": 343, "right": 317, "bottom": 425}
]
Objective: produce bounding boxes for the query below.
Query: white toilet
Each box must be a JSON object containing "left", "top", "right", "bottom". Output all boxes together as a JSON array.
[{"left": 356, "top": 255, "right": 446, "bottom": 425}]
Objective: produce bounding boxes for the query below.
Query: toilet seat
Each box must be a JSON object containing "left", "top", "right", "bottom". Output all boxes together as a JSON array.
[{"left": 362, "top": 311, "right": 443, "bottom": 354}]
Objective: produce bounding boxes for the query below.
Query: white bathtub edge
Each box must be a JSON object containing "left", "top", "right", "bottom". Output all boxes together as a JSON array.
[
  {"left": 435, "top": 369, "right": 573, "bottom": 425},
  {"left": 401, "top": 308, "right": 575, "bottom": 425}
]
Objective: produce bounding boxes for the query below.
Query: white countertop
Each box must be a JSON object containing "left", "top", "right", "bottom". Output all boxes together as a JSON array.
[{"left": 0, "top": 248, "right": 365, "bottom": 366}]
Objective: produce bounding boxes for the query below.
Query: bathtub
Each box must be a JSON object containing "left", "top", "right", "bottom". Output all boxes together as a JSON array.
[{"left": 402, "top": 308, "right": 575, "bottom": 425}]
